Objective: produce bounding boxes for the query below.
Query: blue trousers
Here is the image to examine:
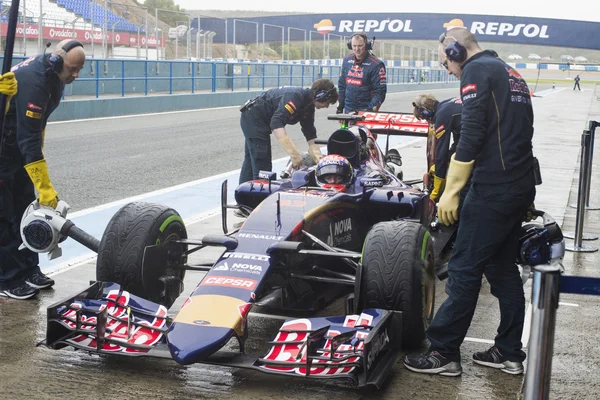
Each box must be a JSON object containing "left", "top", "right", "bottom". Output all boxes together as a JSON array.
[
  {"left": 427, "top": 170, "right": 536, "bottom": 362},
  {"left": 0, "top": 167, "right": 40, "bottom": 289},
  {"left": 239, "top": 112, "right": 272, "bottom": 184}
]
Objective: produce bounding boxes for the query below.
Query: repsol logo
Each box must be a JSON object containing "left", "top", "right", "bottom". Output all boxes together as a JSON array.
[
  {"left": 338, "top": 19, "right": 413, "bottom": 33},
  {"left": 471, "top": 22, "right": 549, "bottom": 38}
]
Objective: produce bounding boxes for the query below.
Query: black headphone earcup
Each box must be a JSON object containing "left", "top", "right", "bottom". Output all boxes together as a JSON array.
[
  {"left": 47, "top": 54, "right": 63, "bottom": 73},
  {"left": 366, "top": 40, "right": 372, "bottom": 51},
  {"left": 445, "top": 42, "right": 467, "bottom": 63},
  {"left": 347, "top": 40, "right": 352, "bottom": 50}
]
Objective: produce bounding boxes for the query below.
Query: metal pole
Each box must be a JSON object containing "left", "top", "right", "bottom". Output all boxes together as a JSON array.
[
  {"left": 280, "top": 28, "right": 283, "bottom": 62},
  {"left": 91, "top": 0, "right": 94, "bottom": 57},
  {"left": 523, "top": 264, "right": 561, "bottom": 400},
  {"left": 104, "top": 0, "right": 108, "bottom": 58},
  {"left": 188, "top": 15, "right": 191, "bottom": 59},
  {"left": 565, "top": 130, "right": 599, "bottom": 251},
  {"left": 262, "top": 24, "right": 265, "bottom": 61},
  {"left": 584, "top": 121, "right": 598, "bottom": 208},
  {"left": 145, "top": 8, "right": 148, "bottom": 60},
  {"left": 308, "top": 31, "right": 311, "bottom": 60},
  {"left": 136, "top": 25, "right": 140, "bottom": 59},
  {"left": 22, "top": 0, "right": 26, "bottom": 55},
  {"left": 287, "top": 27, "right": 290, "bottom": 61},
  {"left": 256, "top": 23, "right": 258, "bottom": 61},
  {"left": 303, "top": 30, "right": 306, "bottom": 60},
  {"left": 155, "top": 8, "right": 158, "bottom": 60},
  {"left": 38, "top": 0, "right": 42, "bottom": 52}
]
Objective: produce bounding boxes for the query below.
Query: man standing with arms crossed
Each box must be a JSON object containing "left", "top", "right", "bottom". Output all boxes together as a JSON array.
[
  {"left": 403, "top": 28, "right": 536, "bottom": 376},
  {"left": 337, "top": 33, "right": 387, "bottom": 114},
  {"left": 0, "top": 39, "right": 86, "bottom": 299}
]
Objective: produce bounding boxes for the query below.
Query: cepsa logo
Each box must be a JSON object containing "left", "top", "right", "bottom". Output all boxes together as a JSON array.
[
  {"left": 442, "top": 18, "right": 549, "bottom": 39},
  {"left": 201, "top": 276, "right": 257, "bottom": 290}
]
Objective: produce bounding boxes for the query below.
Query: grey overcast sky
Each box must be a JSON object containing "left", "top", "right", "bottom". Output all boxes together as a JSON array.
[{"left": 164, "top": 1, "right": 600, "bottom": 23}]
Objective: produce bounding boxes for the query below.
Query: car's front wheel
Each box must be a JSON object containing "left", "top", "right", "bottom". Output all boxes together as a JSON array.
[
  {"left": 96, "top": 202, "right": 187, "bottom": 308},
  {"left": 358, "top": 220, "right": 436, "bottom": 349}
]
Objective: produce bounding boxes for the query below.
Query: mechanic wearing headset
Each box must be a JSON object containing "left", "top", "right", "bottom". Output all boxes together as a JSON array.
[
  {"left": 238, "top": 78, "right": 338, "bottom": 185},
  {"left": 404, "top": 28, "right": 536, "bottom": 376},
  {"left": 337, "top": 33, "right": 387, "bottom": 114},
  {"left": 412, "top": 94, "right": 463, "bottom": 203},
  {"left": 0, "top": 39, "right": 85, "bottom": 300}
]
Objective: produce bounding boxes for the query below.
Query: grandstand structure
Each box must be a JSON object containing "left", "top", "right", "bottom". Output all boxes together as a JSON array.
[{"left": 0, "top": 0, "right": 163, "bottom": 58}]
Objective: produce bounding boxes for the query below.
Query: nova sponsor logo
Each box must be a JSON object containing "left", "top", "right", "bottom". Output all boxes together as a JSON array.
[
  {"left": 222, "top": 252, "right": 270, "bottom": 262},
  {"left": 212, "top": 262, "right": 263, "bottom": 275},
  {"left": 337, "top": 19, "right": 413, "bottom": 33},
  {"left": 201, "top": 275, "right": 257, "bottom": 290},
  {"left": 461, "top": 84, "right": 477, "bottom": 95},
  {"left": 327, "top": 218, "right": 352, "bottom": 247},
  {"left": 237, "top": 233, "right": 284, "bottom": 241}
]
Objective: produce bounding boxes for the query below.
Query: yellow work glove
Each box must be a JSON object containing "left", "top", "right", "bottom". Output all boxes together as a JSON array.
[
  {"left": 0, "top": 72, "right": 18, "bottom": 113},
  {"left": 430, "top": 174, "right": 446, "bottom": 202},
  {"left": 24, "top": 159, "right": 59, "bottom": 209},
  {"left": 437, "top": 154, "right": 474, "bottom": 225},
  {"left": 278, "top": 135, "right": 303, "bottom": 168},
  {"left": 307, "top": 142, "right": 323, "bottom": 164}
]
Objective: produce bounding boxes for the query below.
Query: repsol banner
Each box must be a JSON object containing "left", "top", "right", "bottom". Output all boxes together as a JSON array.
[{"left": 193, "top": 13, "right": 600, "bottom": 50}]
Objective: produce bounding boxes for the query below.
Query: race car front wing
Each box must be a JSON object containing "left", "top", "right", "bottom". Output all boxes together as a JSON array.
[{"left": 39, "top": 282, "right": 402, "bottom": 389}]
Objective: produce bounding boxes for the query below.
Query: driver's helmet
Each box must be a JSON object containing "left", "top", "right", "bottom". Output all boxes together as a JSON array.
[{"left": 315, "top": 154, "right": 354, "bottom": 192}]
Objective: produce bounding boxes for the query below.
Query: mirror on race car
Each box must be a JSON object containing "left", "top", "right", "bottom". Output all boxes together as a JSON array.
[
  {"left": 359, "top": 176, "right": 385, "bottom": 188},
  {"left": 258, "top": 171, "right": 277, "bottom": 181}
]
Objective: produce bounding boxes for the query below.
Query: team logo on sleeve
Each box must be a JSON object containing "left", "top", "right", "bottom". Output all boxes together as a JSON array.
[
  {"left": 25, "top": 110, "right": 42, "bottom": 119},
  {"left": 461, "top": 84, "right": 477, "bottom": 95},
  {"left": 435, "top": 124, "right": 446, "bottom": 138},
  {"left": 27, "top": 102, "right": 44, "bottom": 112},
  {"left": 284, "top": 100, "right": 296, "bottom": 114}
]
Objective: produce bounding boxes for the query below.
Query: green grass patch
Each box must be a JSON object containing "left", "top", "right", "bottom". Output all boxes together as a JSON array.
[{"left": 526, "top": 78, "right": 600, "bottom": 85}]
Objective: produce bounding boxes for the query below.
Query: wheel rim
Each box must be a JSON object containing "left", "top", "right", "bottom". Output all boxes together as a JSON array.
[{"left": 422, "top": 248, "right": 436, "bottom": 327}]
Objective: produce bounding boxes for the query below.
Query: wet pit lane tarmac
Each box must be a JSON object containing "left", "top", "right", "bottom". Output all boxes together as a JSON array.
[{"left": 0, "top": 216, "right": 525, "bottom": 400}]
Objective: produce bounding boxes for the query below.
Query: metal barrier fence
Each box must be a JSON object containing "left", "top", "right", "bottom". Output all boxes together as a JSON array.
[
  {"left": 3, "top": 56, "right": 456, "bottom": 98},
  {"left": 524, "top": 119, "right": 599, "bottom": 399}
]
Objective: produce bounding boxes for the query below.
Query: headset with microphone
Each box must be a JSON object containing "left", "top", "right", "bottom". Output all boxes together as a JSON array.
[
  {"left": 314, "top": 87, "right": 336, "bottom": 103},
  {"left": 47, "top": 40, "right": 84, "bottom": 74},
  {"left": 412, "top": 101, "right": 436, "bottom": 121},
  {"left": 346, "top": 32, "right": 372, "bottom": 51},
  {"left": 439, "top": 31, "right": 467, "bottom": 63}
]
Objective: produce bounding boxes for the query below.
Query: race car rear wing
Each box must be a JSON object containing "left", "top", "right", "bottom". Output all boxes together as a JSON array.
[{"left": 327, "top": 111, "right": 429, "bottom": 137}]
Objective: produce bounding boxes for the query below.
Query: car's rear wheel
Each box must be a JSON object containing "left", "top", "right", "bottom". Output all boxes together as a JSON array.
[
  {"left": 358, "top": 220, "right": 436, "bottom": 349},
  {"left": 96, "top": 202, "right": 187, "bottom": 308}
]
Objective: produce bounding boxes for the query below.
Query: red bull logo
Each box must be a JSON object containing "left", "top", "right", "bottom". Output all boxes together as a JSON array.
[{"left": 506, "top": 67, "right": 523, "bottom": 80}]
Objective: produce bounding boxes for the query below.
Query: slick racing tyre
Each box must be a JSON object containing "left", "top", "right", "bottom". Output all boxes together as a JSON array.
[
  {"left": 359, "top": 220, "right": 436, "bottom": 349},
  {"left": 96, "top": 202, "right": 187, "bottom": 308}
]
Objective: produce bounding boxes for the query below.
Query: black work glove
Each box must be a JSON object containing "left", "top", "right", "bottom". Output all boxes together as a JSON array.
[{"left": 336, "top": 104, "right": 344, "bottom": 114}]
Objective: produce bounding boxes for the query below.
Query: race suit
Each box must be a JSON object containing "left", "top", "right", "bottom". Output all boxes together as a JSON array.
[
  {"left": 432, "top": 97, "right": 462, "bottom": 180},
  {"left": 338, "top": 54, "right": 387, "bottom": 112},
  {"left": 0, "top": 54, "right": 64, "bottom": 289}
]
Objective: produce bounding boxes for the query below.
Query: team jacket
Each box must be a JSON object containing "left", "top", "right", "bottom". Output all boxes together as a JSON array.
[
  {"left": 455, "top": 50, "right": 534, "bottom": 184},
  {"left": 338, "top": 54, "right": 387, "bottom": 112},
  {"left": 248, "top": 87, "right": 317, "bottom": 141},
  {"left": 0, "top": 54, "right": 64, "bottom": 177},
  {"left": 432, "top": 97, "right": 462, "bottom": 179}
]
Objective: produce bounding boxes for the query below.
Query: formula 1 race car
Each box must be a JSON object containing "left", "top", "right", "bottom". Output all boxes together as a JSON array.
[{"left": 30, "top": 112, "right": 564, "bottom": 389}]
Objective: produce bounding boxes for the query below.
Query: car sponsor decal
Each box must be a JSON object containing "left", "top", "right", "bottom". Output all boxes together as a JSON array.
[
  {"left": 346, "top": 77, "right": 362, "bottom": 86},
  {"left": 288, "top": 100, "right": 296, "bottom": 110},
  {"left": 64, "top": 289, "right": 168, "bottom": 354},
  {"left": 327, "top": 217, "right": 352, "bottom": 247},
  {"left": 435, "top": 124, "right": 445, "bottom": 133},
  {"left": 212, "top": 261, "right": 263, "bottom": 275},
  {"left": 366, "top": 329, "right": 390, "bottom": 370},
  {"left": 348, "top": 68, "right": 363, "bottom": 78},
  {"left": 284, "top": 104, "right": 294, "bottom": 114},
  {"left": 25, "top": 110, "right": 42, "bottom": 119},
  {"left": 222, "top": 252, "right": 270, "bottom": 262},
  {"left": 201, "top": 275, "right": 257, "bottom": 290},
  {"left": 237, "top": 233, "right": 285, "bottom": 241}
]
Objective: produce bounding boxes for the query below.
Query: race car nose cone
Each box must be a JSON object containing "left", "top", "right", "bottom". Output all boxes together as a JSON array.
[{"left": 167, "top": 322, "right": 234, "bottom": 364}]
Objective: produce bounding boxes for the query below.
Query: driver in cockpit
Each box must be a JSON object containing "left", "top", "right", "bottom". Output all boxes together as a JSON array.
[{"left": 315, "top": 154, "right": 354, "bottom": 192}]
